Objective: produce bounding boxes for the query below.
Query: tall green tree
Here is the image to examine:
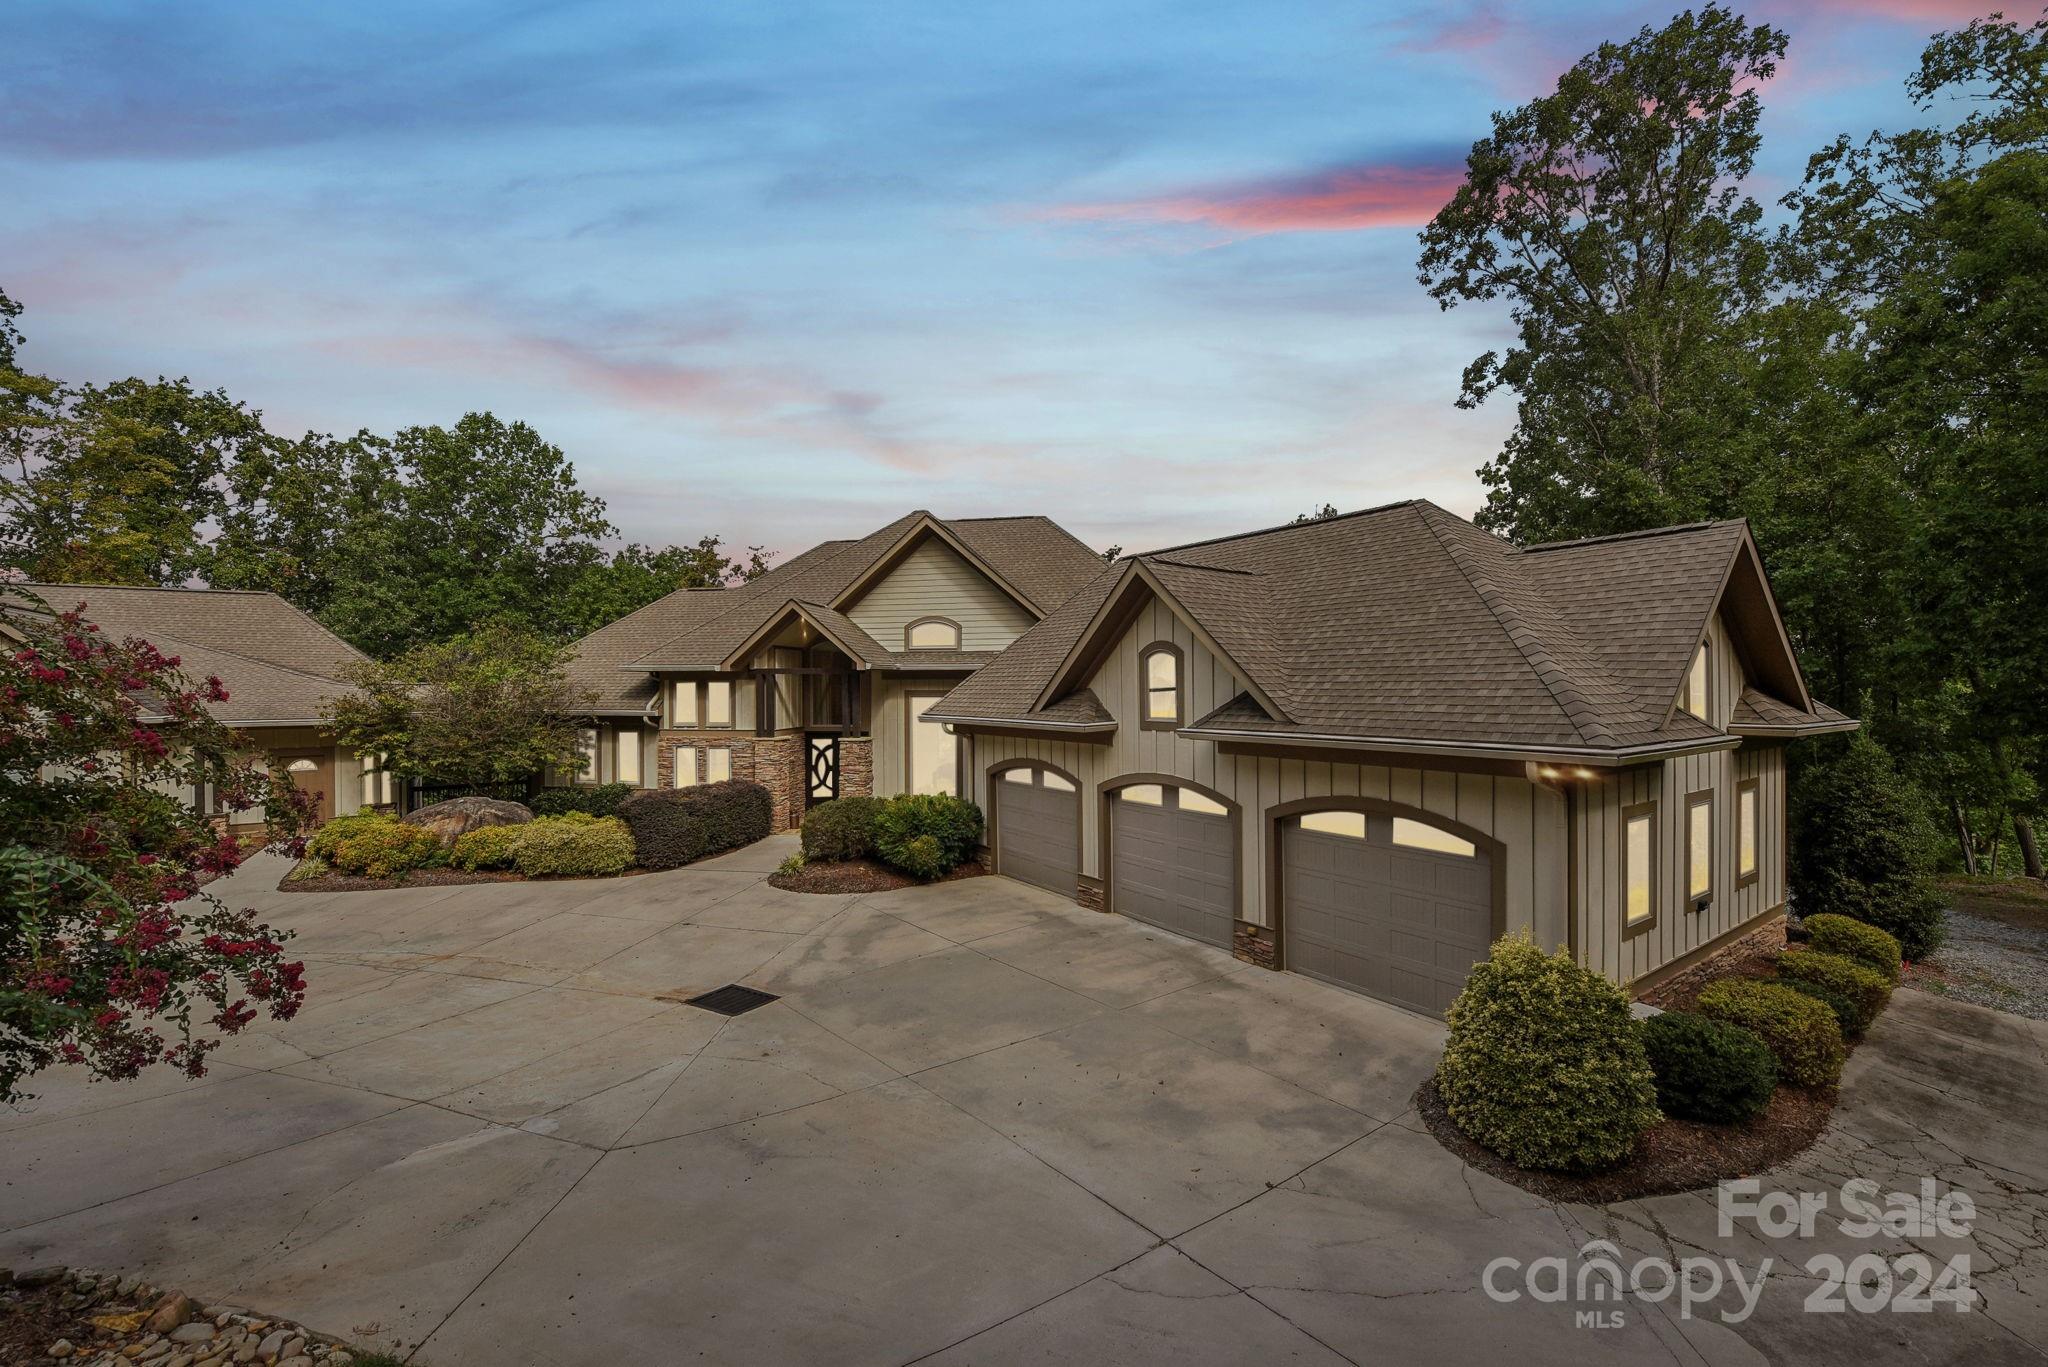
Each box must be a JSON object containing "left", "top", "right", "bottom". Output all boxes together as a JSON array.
[
  {"left": 208, "top": 429, "right": 400, "bottom": 621},
  {"left": 557, "top": 536, "right": 770, "bottom": 639},
  {"left": 1418, "top": 5, "right": 1786, "bottom": 543}
]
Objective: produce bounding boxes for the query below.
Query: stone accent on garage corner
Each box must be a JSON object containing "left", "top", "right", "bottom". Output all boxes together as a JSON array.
[
  {"left": 1076, "top": 875, "right": 1105, "bottom": 913},
  {"left": 1233, "top": 920, "right": 1277, "bottom": 969}
]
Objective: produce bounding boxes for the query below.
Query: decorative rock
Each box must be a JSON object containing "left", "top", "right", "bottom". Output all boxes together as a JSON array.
[
  {"left": 17, "top": 1265, "right": 69, "bottom": 1288},
  {"left": 280, "top": 1336, "right": 305, "bottom": 1360},
  {"left": 168, "top": 1322, "right": 217, "bottom": 1344},
  {"left": 145, "top": 1292, "right": 196, "bottom": 1334},
  {"left": 276, "top": 1357, "right": 315, "bottom": 1367},
  {"left": 89, "top": 1311, "right": 148, "bottom": 1333},
  {"left": 400, "top": 796, "right": 532, "bottom": 844},
  {"left": 256, "top": 1329, "right": 289, "bottom": 1361},
  {"left": 50, "top": 1340, "right": 75, "bottom": 1359}
]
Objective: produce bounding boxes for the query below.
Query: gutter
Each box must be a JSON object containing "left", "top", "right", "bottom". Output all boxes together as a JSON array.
[
  {"left": 920, "top": 712, "right": 1118, "bottom": 734},
  {"left": 1175, "top": 725, "right": 1742, "bottom": 767},
  {"left": 1729, "top": 719, "right": 1861, "bottom": 738}
]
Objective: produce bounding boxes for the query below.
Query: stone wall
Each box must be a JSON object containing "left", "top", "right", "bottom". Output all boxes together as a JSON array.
[
  {"left": 655, "top": 732, "right": 807, "bottom": 832},
  {"left": 840, "top": 736, "right": 874, "bottom": 800},
  {"left": 1232, "top": 920, "right": 1278, "bottom": 970}
]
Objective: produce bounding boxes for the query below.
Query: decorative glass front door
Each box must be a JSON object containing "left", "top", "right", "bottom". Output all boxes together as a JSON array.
[{"left": 807, "top": 735, "right": 839, "bottom": 805}]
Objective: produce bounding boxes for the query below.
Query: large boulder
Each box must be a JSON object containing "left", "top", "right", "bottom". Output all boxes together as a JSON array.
[{"left": 401, "top": 796, "right": 533, "bottom": 845}]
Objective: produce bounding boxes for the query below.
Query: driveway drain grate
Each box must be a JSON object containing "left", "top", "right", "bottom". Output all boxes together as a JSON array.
[{"left": 683, "top": 984, "right": 780, "bottom": 1017}]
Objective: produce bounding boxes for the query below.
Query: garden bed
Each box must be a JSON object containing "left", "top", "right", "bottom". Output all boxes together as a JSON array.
[
  {"left": 770, "top": 857, "right": 987, "bottom": 894},
  {"left": 1415, "top": 1072, "right": 1834, "bottom": 1204}
]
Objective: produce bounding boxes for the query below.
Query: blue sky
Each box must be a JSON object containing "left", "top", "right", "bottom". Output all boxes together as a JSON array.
[{"left": 2, "top": 0, "right": 1985, "bottom": 559}]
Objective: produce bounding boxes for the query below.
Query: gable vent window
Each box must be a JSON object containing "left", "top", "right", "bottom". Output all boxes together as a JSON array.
[
  {"left": 906, "top": 617, "right": 961, "bottom": 650},
  {"left": 1141, "top": 644, "right": 1182, "bottom": 728},
  {"left": 1683, "top": 643, "right": 1709, "bottom": 720}
]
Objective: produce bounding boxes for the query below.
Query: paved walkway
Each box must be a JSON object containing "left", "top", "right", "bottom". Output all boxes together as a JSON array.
[{"left": 3, "top": 837, "right": 2044, "bottom": 1365}]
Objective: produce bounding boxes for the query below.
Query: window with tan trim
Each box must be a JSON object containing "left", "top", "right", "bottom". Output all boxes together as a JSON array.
[
  {"left": 1392, "top": 817, "right": 1476, "bottom": 858},
  {"left": 617, "top": 729, "right": 642, "bottom": 785},
  {"left": 705, "top": 747, "right": 731, "bottom": 783},
  {"left": 905, "top": 617, "right": 961, "bottom": 650},
  {"left": 672, "top": 681, "right": 698, "bottom": 728},
  {"left": 1041, "top": 771, "right": 1076, "bottom": 792},
  {"left": 1178, "top": 788, "right": 1227, "bottom": 817},
  {"left": 1118, "top": 783, "right": 1165, "bottom": 806},
  {"left": 575, "top": 727, "right": 598, "bottom": 783},
  {"left": 1737, "top": 779, "right": 1759, "bottom": 887},
  {"left": 672, "top": 747, "right": 699, "bottom": 787},
  {"left": 1687, "top": 791, "right": 1713, "bottom": 905},
  {"left": 1140, "top": 643, "right": 1182, "bottom": 728},
  {"left": 1299, "top": 810, "right": 1366, "bottom": 838},
  {"left": 705, "top": 680, "right": 733, "bottom": 729},
  {"left": 1623, "top": 802, "right": 1658, "bottom": 934},
  {"left": 1683, "top": 643, "right": 1709, "bottom": 720}
]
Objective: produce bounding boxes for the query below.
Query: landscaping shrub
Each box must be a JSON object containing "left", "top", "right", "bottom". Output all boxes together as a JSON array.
[
  {"left": 330, "top": 821, "right": 447, "bottom": 880},
  {"left": 514, "top": 814, "right": 635, "bottom": 878},
  {"left": 451, "top": 823, "right": 527, "bottom": 871},
  {"left": 873, "top": 794, "right": 984, "bottom": 880},
  {"left": 801, "top": 796, "right": 883, "bottom": 862},
  {"left": 307, "top": 811, "right": 399, "bottom": 862},
  {"left": 530, "top": 782, "right": 635, "bottom": 818},
  {"left": 1790, "top": 733, "right": 1946, "bottom": 959},
  {"left": 1637, "top": 1011, "right": 1777, "bottom": 1124},
  {"left": 1436, "top": 934, "right": 1661, "bottom": 1173},
  {"left": 1776, "top": 949, "right": 1891, "bottom": 1036},
  {"left": 1803, "top": 913, "right": 1904, "bottom": 984},
  {"left": 1695, "top": 978, "right": 1845, "bottom": 1087},
  {"left": 617, "top": 780, "right": 772, "bottom": 869}
]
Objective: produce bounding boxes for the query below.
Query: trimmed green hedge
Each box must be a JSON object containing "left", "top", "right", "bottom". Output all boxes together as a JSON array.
[
  {"left": 329, "top": 819, "right": 446, "bottom": 880},
  {"left": 1696, "top": 978, "right": 1845, "bottom": 1087},
  {"left": 801, "top": 796, "right": 884, "bottom": 862},
  {"left": 451, "top": 824, "right": 526, "bottom": 871},
  {"left": 873, "top": 794, "right": 983, "bottom": 880},
  {"left": 1776, "top": 949, "right": 1891, "bottom": 1036},
  {"left": 515, "top": 814, "right": 635, "bottom": 878},
  {"left": 531, "top": 783, "right": 635, "bottom": 819},
  {"left": 1803, "top": 914, "right": 1903, "bottom": 984},
  {"left": 1638, "top": 1010, "right": 1777, "bottom": 1124},
  {"left": 307, "top": 811, "right": 397, "bottom": 862},
  {"left": 618, "top": 780, "right": 772, "bottom": 869},
  {"left": 1436, "top": 934, "right": 1661, "bottom": 1173}
]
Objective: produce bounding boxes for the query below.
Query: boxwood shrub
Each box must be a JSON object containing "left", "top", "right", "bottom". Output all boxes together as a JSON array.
[
  {"left": 873, "top": 794, "right": 984, "bottom": 880},
  {"left": 330, "top": 820, "right": 447, "bottom": 880},
  {"left": 1695, "top": 978, "right": 1845, "bottom": 1087},
  {"left": 1776, "top": 949, "right": 1891, "bottom": 1036},
  {"left": 1637, "top": 1010, "right": 1777, "bottom": 1124},
  {"left": 531, "top": 783, "right": 635, "bottom": 819},
  {"left": 451, "top": 823, "right": 528, "bottom": 871},
  {"left": 307, "top": 811, "right": 399, "bottom": 862},
  {"left": 801, "top": 796, "right": 883, "bottom": 862},
  {"left": 514, "top": 814, "right": 635, "bottom": 878},
  {"left": 618, "top": 780, "right": 772, "bottom": 869},
  {"left": 1436, "top": 934, "right": 1661, "bottom": 1173},
  {"left": 1802, "top": 913, "right": 1903, "bottom": 985}
]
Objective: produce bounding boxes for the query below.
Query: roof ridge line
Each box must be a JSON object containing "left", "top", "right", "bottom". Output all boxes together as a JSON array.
[
  {"left": 127, "top": 628, "right": 356, "bottom": 688},
  {"left": 1142, "top": 554, "right": 1262, "bottom": 577},
  {"left": 1524, "top": 520, "right": 1727, "bottom": 553},
  {"left": 1131, "top": 500, "right": 1418, "bottom": 559},
  {"left": 1413, "top": 503, "right": 1620, "bottom": 748}
]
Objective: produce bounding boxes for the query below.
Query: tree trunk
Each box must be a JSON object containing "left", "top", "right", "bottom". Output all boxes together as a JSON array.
[
  {"left": 1951, "top": 799, "right": 1979, "bottom": 877},
  {"left": 2016, "top": 814, "right": 2045, "bottom": 881}
]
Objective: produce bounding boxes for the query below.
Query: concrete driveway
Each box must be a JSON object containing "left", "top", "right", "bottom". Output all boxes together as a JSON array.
[{"left": 4, "top": 836, "right": 2045, "bottom": 1366}]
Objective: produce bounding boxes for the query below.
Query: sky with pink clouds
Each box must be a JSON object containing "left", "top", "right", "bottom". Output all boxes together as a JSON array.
[{"left": 0, "top": 0, "right": 2002, "bottom": 561}]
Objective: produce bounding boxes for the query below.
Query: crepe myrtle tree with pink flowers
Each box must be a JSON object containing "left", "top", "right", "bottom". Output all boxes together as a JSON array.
[{"left": 0, "top": 594, "right": 316, "bottom": 1103}]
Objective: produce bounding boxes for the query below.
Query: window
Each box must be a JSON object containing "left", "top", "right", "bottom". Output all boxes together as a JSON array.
[
  {"left": 359, "top": 753, "right": 392, "bottom": 807},
  {"left": 705, "top": 747, "right": 731, "bottom": 783},
  {"left": 617, "top": 730, "right": 642, "bottom": 786},
  {"left": 1041, "top": 771, "right": 1076, "bottom": 792},
  {"left": 1001, "top": 768, "right": 1035, "bottom": 785},
  {"left": 905, "top": 617, "right": 961, "bottom": 650},
  {"left": 672, "top": 681, "right": 698, "bottom": 728},
  {"left": 1683, "top": 643, "right": 1709, "bottom": 720},
  {"left": 1119, "top": 783, "right": 1164, "bottom": 806},
  {"left": 575, "top": 727, "right": 598, "bottom": 782},
  {"left": 672, "top": 747, "right": 698, "bottom": 787},
  {"left": 1737, "top": 780, "right": 1759, "bottom": 886},
  {"left": 1687, "top": 792, "right": 1713, "bottom": 905},
  {"left": 1624, "top": 803, "right": 1657, "bottom": 933},
  {"left": 705, "top": 680, "right": 733, "bottom": 729},
  {"left": 1392, "top": 817, "right": 1476, "bottom": 858},
  {"left": 1178, "top": 788, "right": 1227, "bottom": 817},
  {"left": 1299, "top": 810, "right": 1366, "bottom": 838},
  {"left": 907, "top": 692, "right": 955, "bottom": 795},
  {"left": 1141, "top": 645, "right": 1181, "bottom": 727}
]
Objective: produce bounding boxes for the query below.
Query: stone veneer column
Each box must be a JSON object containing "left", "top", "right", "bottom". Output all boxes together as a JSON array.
[
  {"left": 839, "top": 737, "right": 873, "bottom": 800},
  {"left": 1232, "top": 920, "right": 1278, "bottom": 970}
]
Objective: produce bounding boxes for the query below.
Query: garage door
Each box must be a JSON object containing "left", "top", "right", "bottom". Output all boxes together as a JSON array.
[
  {"left": 1110, "top": 784, "right": 1235, "bottom": 948},
  {"left": 993, "top": 768, "right": 1079, "bottom": 897},
  {"left": 1282, "top": 810, "right": 1495, "bottom": 1017}
]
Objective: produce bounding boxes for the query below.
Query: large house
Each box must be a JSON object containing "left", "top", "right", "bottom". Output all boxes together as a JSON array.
[
  {"left": 926, "top": 501, "right": 1855, "bottom": 1011},
  {"left": 6, "top": 583, "right": 378, "bottom": 825},
  {"left": 557, "top": 511, "right": 1106, "bottom": 829}
]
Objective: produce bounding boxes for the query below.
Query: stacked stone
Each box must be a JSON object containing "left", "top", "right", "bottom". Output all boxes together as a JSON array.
[{"left": 4, "top": 1267, "right": 368, "bottom": 1367}]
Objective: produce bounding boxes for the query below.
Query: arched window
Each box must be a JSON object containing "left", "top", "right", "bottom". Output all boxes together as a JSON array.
[
  {"left": 1140, "top": 643, "right": 1182, "bottom": 728},
  {"left": 905, "top": 617, "right": 962, "bottom": 650}
]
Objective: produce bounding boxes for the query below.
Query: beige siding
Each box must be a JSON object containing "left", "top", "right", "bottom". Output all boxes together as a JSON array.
[
  {"left": 845, "top": 536, "right": 1037, "bottom": 652},
  {"left": 963, "top": 595, "right": 1570, "bottom": 946},
  {"left": 871, "top": 674, "right": 965, "bottom": 797}
]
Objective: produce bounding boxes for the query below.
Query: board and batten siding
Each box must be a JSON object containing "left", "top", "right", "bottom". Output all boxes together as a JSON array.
[
  {"left": 1569, "top": 611, "right": 1788, "bottom": 985},
  {"left": 872, "top": 674, "right": 964, "bottom": 797},
  {"left": 845, "top": 536, "right": 1036, "bottom": 652},
  {"left": 962, "top": 595, "right": 1571, "bottom": 948}
]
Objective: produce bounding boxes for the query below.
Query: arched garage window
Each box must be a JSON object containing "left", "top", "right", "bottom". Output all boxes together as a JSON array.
[{"left": 1297, "top": 809, "right": 1475, "bottom": 857}]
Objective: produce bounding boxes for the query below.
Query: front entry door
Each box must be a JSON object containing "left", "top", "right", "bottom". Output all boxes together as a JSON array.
[
  {"left": 275, "top": 751, "right": 336, "bottom": 823},
  {"left": 806, "top": 735, "right": 840, "bottom": 807}
]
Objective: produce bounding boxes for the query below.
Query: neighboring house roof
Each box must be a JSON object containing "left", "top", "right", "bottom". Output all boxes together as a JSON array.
[
  {"left": 4, "top": 582, "right": 366, "bottom": 726},
  {"left": 927, "top": 501, "right": 1855, "bottom": 764},
  {"left": 564, "top": 512, "right": 1105, "bottom": 713}
]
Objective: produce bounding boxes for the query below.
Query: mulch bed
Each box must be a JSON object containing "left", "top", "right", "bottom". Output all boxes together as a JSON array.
[
  {"left": 277, "top": 863, "right": 669, "bottom": 894},
  {"left": 769, "top": 858, "right": 987, "bottom": 894},
  {"left": 1415, "top": 1074, "right": 1836, "bottom": 1205}
]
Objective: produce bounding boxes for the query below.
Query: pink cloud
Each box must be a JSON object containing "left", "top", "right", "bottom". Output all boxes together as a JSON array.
[
  {"left": 1036, "top": 163, "right": 1467, "bottom": 240},
  {"left": 1806, "top": 0, "right": 2002, "bottom": 19}
]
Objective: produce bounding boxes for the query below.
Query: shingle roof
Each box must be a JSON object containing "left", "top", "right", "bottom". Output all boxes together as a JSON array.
[
  {"left": 6, "top": 583, "right": 366, "bottom": 725},
  {"left": 929, "top": 502, "right": 1849, "bottom": 758},
  {"left": 563, "top": 512, "right": 1103, "bottom": 711}
]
